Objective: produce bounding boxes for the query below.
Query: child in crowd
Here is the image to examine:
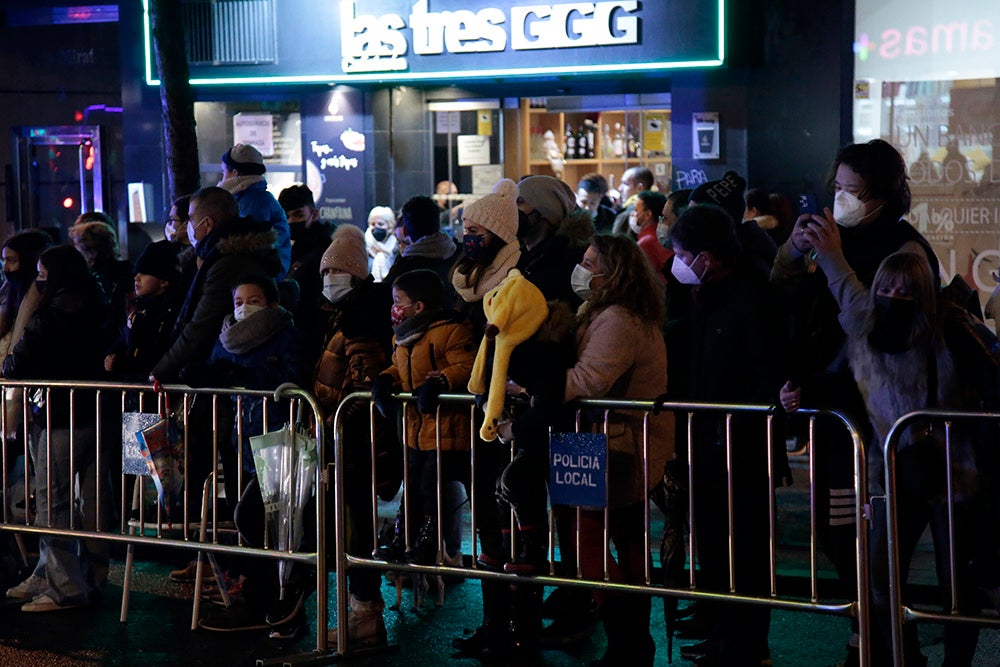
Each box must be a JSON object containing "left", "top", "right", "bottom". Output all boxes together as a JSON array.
[
  {"left": 105, "top": 240, "right": 182, "bottom": 382},
  {"left": 192, "top": 272, "right": 305, "bottom": 634},
  {"left": 370, "top": 269, "right": 476, "bottom": 565}
]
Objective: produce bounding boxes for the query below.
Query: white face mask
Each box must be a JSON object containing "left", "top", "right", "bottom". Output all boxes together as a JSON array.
[
  {"left": 233, "top": 303, "right": 264, "bottom": 322},
  {"left": 833, "top": 190, "right": 866, "bottom": 228},
  {"left": 656, "top": 221, "right": 671, "bottom": 246},
  {"left": 670, "top": 253, "right": 704, "bottom": 285},
  {"left": 322, "top": 273, "right": 354, "bottom": 304},
  {"left": 628, "top": 216, "right": 642, "bottom": 236},
  {"left": 570, "top": 263, "right": 603, "bottom": 301}
]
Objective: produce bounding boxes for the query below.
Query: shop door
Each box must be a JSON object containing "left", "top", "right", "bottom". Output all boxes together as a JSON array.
[
  {"left": 10, "top": 125, "right": 110, "bottom": 237},
  {"left": 429, "top": 101, "right": 503, "bottom": 238}
]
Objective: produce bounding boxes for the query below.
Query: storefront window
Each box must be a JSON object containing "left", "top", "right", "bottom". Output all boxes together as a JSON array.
[
  {"left": 854, "top": 0, "right": 1000, "bottom": 308},
  {"left": 193, "top": 101, "right": 302, "bottom": 196}
]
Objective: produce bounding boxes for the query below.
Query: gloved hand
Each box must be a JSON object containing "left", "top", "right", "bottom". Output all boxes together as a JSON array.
[
  {"left": 370, "top": 374, "right": 396, "bottom": 418},
  {"left": 416, "top": 376, "right": 447, "bottom": 415}
]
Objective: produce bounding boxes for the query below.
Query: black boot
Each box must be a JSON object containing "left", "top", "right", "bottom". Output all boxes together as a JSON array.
[
  {"left": 372, "top": 511, "right": 405, "bottom": 563},
  {"left": 509, "top": 583, "right": 543, "bottom": 653},
  {"left": 452, "top": 580, "right": 512, "bottom": 655},
  {"left": 591, "top": 594, "right": 655, "bottom": 667},
  {"left": 405, "top": 515, "right": 438, "bottom": 565},
  {"left": 503, "top": 526, "right": 548, "bottom": 575}
]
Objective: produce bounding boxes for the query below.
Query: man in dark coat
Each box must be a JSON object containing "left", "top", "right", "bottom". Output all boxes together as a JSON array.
[{"left": 151, "top": 186, "right": 282, "bottom": 382}]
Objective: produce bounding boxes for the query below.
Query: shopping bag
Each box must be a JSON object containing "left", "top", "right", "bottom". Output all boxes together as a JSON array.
[
  {"left": 122, "top": 411, "right": 162, "bottom": 476},
  {"left": 136, "top": 416, "right": 186, "bottom": 520}
]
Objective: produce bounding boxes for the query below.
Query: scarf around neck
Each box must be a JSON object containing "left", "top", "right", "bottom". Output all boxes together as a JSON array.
[
  {"left": 219, "top": 174, "right": 265, "bottom": 196},
  {"left": 451, "top": 241, "right": 520, "bottom": 303},
  {"left": 219, "top": 306, "right": 293, "bottom": 355}
]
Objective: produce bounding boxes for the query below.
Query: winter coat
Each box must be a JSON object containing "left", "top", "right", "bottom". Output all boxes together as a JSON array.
[
  {"left": 683, "top": 261, "right": 791, "bottom": 488},
  {"left": 206, "top": 307, "right": 304, "bottom": 474},
  {"left": 3, "top": 282, "right": 111, "bottom": 427},
  {"left": 507, "top": 301, "right": 578, "bottom": 446},
  {"left": 636, "top": 223, "right": 671, "bottom": 281},
  {"left": 152, "top": 219, "right": 281, "bottom": 381},
  {"left": 818, "top": 249, "right": 984, "bottom": 499},
  {"left": 565, "top": 304, "right": 672, "bottom": 508},
  {"left": 517, "top": 209, "right": 593, "bottom": 310},
  {"left": 771, "top": 214, "right": 938, "bottom": 418},
  {"left": 92, "top": 257, "right": 134, "bottom": 340},
  {"left": 313, "top": 279, "right": 394, "bottom": 413},
  {"left": 313, "top": 278, "right": 399, "bottom": 497},
  {"left": 382, "top": 232, "right": 459, "bottom": 307},
  {"left": 382, "top": 310, "right": 476, "bottom": 452},
  {"left": 108, "top": 288, "right": 183, "bottom": 382},
  {"left": 229, "top": 179, "right": 292, "bottom": 278}
]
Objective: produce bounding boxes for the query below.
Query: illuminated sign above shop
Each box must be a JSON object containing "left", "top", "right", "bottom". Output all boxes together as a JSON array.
[{"left": 143, "top": 0, "right": 724, "bottom": 86}]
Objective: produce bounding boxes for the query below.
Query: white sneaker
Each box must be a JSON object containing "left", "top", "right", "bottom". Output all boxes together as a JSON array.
[
  {"left": 21, "top": 593, "right": 82, "bottom": 612},
  {"left": 6, "top": 574, "right": 46, "bottom": 600}
]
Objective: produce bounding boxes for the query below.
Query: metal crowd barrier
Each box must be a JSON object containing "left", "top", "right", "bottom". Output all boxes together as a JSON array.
[
  {"left": 333, "top": 392, "right": 870, "bottom": 662},
  {"left": 0, "top": 379, "right": 330, "bottom": 659},
  {"left": 883, "top": 409, "right": 1000, "bottom": 667}
]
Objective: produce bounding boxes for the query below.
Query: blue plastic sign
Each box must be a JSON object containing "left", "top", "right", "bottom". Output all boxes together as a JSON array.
[{"left": 549, "top": 432, "right": 607, "bottom": 508}]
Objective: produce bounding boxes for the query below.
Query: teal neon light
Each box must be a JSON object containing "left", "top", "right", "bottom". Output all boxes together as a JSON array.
[{"left": 143, "top": 0, "right": 725, "bottom": 87}]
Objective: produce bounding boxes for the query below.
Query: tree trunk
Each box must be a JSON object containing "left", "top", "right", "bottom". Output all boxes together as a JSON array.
[{"left": 150, "top": 0, "right": 200, "bottom": 204}]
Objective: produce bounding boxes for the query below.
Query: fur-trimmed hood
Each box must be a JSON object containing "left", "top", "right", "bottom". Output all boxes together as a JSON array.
[{"left": 555, "top": 209, "right": 597, "bottom": 249}]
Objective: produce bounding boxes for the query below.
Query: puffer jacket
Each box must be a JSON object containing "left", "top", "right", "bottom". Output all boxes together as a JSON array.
[{"left": 382, "top": 310, "right": 476, "bottom": 451}]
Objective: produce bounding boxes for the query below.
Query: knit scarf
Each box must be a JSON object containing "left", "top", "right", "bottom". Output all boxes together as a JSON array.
[
  {"left": 451, "top": 242, "right": 520, "bottom": 303},
  {"left": 218, "top": 306, "right": 293, "bottom": 355},
  {"left": 393, "top": 309, "right": 457, "bottom": 347},
  {"left": 218, "top": 174, "right": 265, "bottom": 196}
]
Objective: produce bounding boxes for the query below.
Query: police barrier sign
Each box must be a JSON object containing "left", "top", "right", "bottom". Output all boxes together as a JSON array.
[{"left": 549, "top": 432, "right": 607, "bottom": 508}]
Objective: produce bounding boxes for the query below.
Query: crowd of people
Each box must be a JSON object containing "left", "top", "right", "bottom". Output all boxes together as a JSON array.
[{"left": 0, "top": 139, "right": 996, "bottom": 666}]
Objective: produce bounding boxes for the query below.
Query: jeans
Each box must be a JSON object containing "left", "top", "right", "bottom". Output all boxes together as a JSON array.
[{"left": 31, "top": 426, "right": 110, "bottom": 605}]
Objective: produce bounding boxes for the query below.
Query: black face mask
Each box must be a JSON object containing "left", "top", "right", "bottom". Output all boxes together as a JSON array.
[
  {"left": 868, "top": 295, "right": 918, "bottom": 353},
  {"left": 372, "top": 228, "right": 389, "bottom": 243},
  {"left": 34, "top": 279, "right": 47, "bottom": 294},
  {"left": 517, "top": 209, "right": 542, "bottom": 238},
  {"left": 289, "top": 223, "right": 306, "bottom": 243}
]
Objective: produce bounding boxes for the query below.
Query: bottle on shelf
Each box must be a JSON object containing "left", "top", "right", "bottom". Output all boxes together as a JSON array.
[
  {"left": 565, "top": 124, "right": 576, "bottom": 160},
  {"left": 576, "top": 124, "right": 587, "bottom": 159},
  {"left": 626, "top": 124, "right": 636, "bottom": 158},
  {"left": 602, "top": 123, "right": 613, "bottom": 158},
  {"left": 584, "top": 120, "right": 595, "bottom": 159},
  {"left": 613, "top": 122, "right": 624, "bottom": 158}
]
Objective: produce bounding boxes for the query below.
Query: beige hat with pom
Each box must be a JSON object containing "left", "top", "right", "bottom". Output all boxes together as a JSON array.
[
  {"left": 320, "top": 224, "right": 369, "bottom": 279},
  {"left": 461, "top": 178, "right": 520, "bottom": 244}
]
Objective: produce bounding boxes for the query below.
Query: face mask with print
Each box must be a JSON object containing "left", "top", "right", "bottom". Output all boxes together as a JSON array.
[
  {"left": 462, "top": 234, "right": 487, "bottom": 261},
  {"left": 390, "top": 304, "right": 410, "bottom": 328},
  {"left": 372, "top": 227, "right": 389, "bottom": 243},
  {"left": 570, "top": 263, "right": 602, "bottom": 301},
  {"left": 670, "top": 253, "right": 704, "bottom": 285},
  {"left": 833, "top": 190, "right": 866, "bottom": 228},
  {"left": 233, "top": 303, "right": 264, "bottom": 322},
  {"left": 322, "top": 273, "right": 354, "bottom": 304}
]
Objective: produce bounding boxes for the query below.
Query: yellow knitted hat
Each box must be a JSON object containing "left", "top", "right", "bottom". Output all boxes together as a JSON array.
[{"left": 467, "top": 269, "right": 549, "bottom": 442}]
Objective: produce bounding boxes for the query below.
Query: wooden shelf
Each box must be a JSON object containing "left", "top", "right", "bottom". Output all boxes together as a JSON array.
[{"left": 518, "top": 99, "right": 672, "bottom": 192}]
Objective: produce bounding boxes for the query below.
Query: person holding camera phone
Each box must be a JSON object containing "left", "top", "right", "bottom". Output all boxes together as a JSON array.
[{"left": 772, "top": 139, "right": 939, "bottom": 665}]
